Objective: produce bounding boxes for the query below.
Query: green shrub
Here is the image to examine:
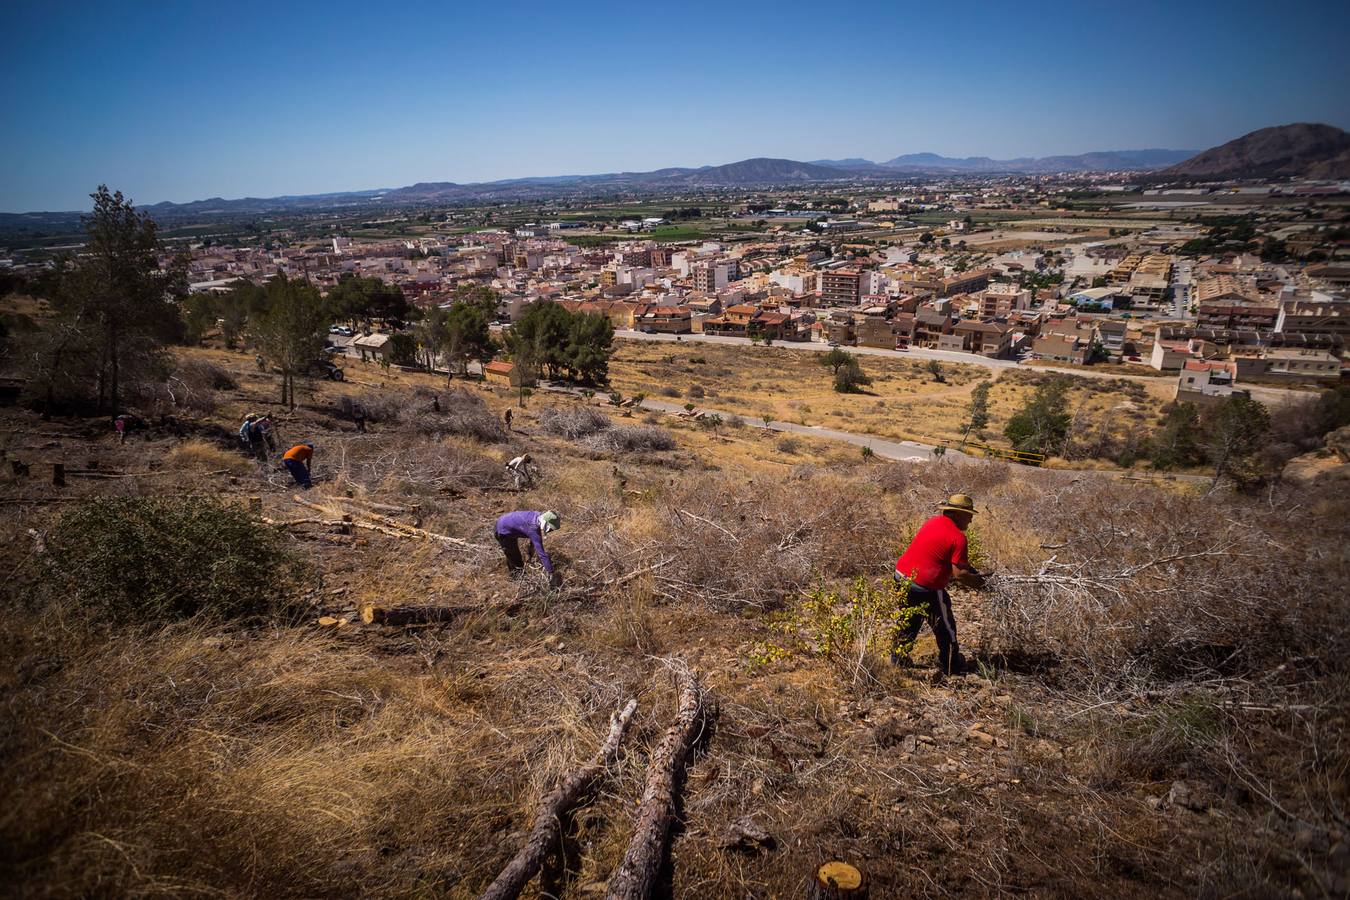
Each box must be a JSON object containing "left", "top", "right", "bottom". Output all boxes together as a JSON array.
[
  {"left": 42, "top": 497, "right": 308, "bottom": 624},
  {"left": 753, "top": 576, "right": 922, "bottom": 682}
]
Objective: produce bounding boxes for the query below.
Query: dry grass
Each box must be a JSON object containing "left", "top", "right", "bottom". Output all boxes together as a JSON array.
[
  {"left": 608, "top": 340, "right": 1172, "bottom": 458},
  {"left": 1, "top": 346, "right": 1346, "bottom": 898},
  {"left": 164, "top": 438, "right": 254, "bottom": 474}
]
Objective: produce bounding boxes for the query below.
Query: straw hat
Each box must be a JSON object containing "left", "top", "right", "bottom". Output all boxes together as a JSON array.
[{"left": 937, "top": 493, "right": 977, "bottom": 515}]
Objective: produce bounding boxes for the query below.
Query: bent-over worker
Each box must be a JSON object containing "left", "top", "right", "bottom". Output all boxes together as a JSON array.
[
  {"left": 283, "top": 442, "right": 315, "bottom": 489},
  {"left": 892, "top": 493, "right": 986, "bottom": 675},
  {"left": 505, "top": 452, "right": 536, "bottom": 490},
  {"left": 494, "top": 509, "right": 560, "bottom": 586},
  {"left": 255, "top": 413, "right": 277, "bottom": 453}
]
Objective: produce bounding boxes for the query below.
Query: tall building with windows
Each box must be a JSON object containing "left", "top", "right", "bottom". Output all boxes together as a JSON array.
[{"left": 821, "top": 267, "right": 862, "bottom": 306}]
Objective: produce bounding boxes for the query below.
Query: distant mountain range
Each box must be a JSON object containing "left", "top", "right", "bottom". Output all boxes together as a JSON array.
[
  {"left": 4, "top": 126, "right": 1346, "bottom": 230},
  {"left": 811, "top": 149, "right": 1196, "bottom": 174},
  {"left": 9, "top": 149, "right": 1194, "bottom": 227},
  {"left": 1156, "top": 123, "right": 1350, "bottom": 181}
]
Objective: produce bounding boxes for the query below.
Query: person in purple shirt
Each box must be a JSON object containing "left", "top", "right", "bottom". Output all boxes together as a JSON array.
[{"left": 494, "top": 510, "right": 562, "bottom": 586}]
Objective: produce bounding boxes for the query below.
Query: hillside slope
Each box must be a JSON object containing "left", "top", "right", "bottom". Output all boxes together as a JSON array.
[
  {"left": 1160, "top": 123, "right": 1350, "bottom": 180},
  {"left": 0, "top": 345, "right": 1345, "bottom": 898}
]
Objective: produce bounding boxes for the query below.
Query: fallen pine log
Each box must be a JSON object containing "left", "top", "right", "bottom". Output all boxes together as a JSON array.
[
  {"left": 66, "top": 468, "right": 232, "bottom": 479},
  {"left": 604, "top": 663, "right": 706, "bottom": 900},
  {"left": 479, "top": 697, "right": 639, "bottom": 900},
  {"left": 359, "top": 602, "right": 472, "bottom": 627},
  {"left": 292, "top": 496, "right": 480, "bottom": 551},
  {"left": 263, "top": 515, "right": 427, "bottom": 542}
]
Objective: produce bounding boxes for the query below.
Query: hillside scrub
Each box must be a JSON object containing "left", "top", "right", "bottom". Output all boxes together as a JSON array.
[
  {"left": 40, "top": 496, "right": 308, "bottom": 624},
  {"left": 581, "top": 425, "right": 676, "bottom": 454},
  {"left": 323, "top": 435, "right": 505, "bottom": 495},
  {"left": 2, "top": 340, "right": 1347, "bottom": 898},
  {"left": 538, "top": 404, "right": 612, "bottom": 439},
  {"left": 336, "top": 387, "right": 507, "bottom": 443},
  {"left": 561, "top": 471, "right": 897, "bottom": 610}
]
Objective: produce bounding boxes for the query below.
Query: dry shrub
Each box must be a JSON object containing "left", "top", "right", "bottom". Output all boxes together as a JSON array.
[
  {"left": 977, "top": 477, "right": 1344, "bottom": 684},
  {"left": 327, "top": 435, "right": 504, "bottom": 495},
  {"left": 538, "top": 404, "right": 612, "bottom": 439},
  {"left": 165, "top": 438, "right": 253, "bottom": 474},
  {"left": 337, "top": 391, "right": 400, "bottom": 423},
  {"left": 335, "top": 387, "right": 506, "bottom": 442},
  {"left": 421, "top": 389, "right": 507, "bottom": 443},
  {"left": 871, "top": 459, "right": 1010, "bottom": 505},
  {"left": 157, "top": 357, "right": 240, "bottom": 414},
  {"left": 581, "top": 425, "right": 674, "bottom": 454},
  {"left": 566, "top": 470, "right": 894, "bottom": 608}
]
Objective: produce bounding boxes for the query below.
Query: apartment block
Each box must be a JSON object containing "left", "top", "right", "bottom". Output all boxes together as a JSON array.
[{"left": 820, "top": 268, "right": 863, "bottom": 306}]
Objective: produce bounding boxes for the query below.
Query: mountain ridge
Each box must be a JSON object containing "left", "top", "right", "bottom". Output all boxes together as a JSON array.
[
  {"left": 0, "top": 144, "right": 1247, "bottom": 221},
  {"left": 1158, "top": 123, "right": 1350, "bottom": 180}
]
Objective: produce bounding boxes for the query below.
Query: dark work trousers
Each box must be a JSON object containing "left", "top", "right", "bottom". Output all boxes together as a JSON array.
[
  {"left": 893, "top": 577, "right": 964, "bottom": 674},
  {"left": 496, "top": 534, "right": 525, "bottom": 575},
  {"left": 283, "top": 458, "right": 312, "bottom": 489}
]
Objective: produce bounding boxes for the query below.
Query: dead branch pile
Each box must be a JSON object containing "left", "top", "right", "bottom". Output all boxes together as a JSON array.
[
  {"left": 539, "top": 405, "right": 613, "bottom": 440},
  {"left": 337, "top": 387, "right": 507, "bottom": 442},
  {"left": 582, "top": 426, "right": 675, "bottom": 455},
  {"left": 325, "top": 436, "right": 505, "bottom": 494},
  {"left": 976, "top": 477, "right": 1337, "bottom": 683},
  {"left": 565, "top": 472, "right": 892, "bottom": 609},
  {"left": 281, "top": 497, "right": 485, "bottom": 554}
]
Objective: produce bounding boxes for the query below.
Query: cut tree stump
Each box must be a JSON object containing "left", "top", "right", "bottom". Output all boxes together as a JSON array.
[
  {"left": 806, "top": 862, "right": 867, "bottom": 900},
  {"left": 359, "top": 602, "right": 469, "bottom": 627},
  {"left": 478, "top": 697, "right": 639, "bottom": 900},
  {"left": 52, "top": 462, "right": 65, "bottom": 487},
  {"left": 604, "top": 662, "right": 706, "bottom": 900}
]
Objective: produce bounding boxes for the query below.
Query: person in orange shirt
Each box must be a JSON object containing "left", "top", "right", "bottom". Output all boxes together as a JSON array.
[{"left": 283, "top": 442, "right": 315, "bottom": 489}]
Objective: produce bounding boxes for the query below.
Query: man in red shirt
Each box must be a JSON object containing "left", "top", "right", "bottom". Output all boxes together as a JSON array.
[{"left": 892, "top": 493, "right": 986, "bottom": 675}]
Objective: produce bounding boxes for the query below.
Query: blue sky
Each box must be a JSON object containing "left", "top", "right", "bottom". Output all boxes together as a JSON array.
[{"left": 2, "top": 0, "right": 1347, "bottom": 211}]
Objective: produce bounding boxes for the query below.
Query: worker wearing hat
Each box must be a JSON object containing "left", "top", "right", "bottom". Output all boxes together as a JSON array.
[
  {"left": 891, "top": 493, "right": 987, "bottom": 675},
  {"left": 494, "top": 509, "right": 562, "bottom": 587},
  {"left": 282, "top": 441, "right": 316, "bottom": 489}
]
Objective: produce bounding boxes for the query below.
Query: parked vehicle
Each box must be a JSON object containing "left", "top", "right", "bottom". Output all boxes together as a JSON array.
[
  {"left": 309, "top": 359, "right": 345, "bottom": 381},
  {"left": 329, "top": 325, "right": 354, "bottom": 336}
]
